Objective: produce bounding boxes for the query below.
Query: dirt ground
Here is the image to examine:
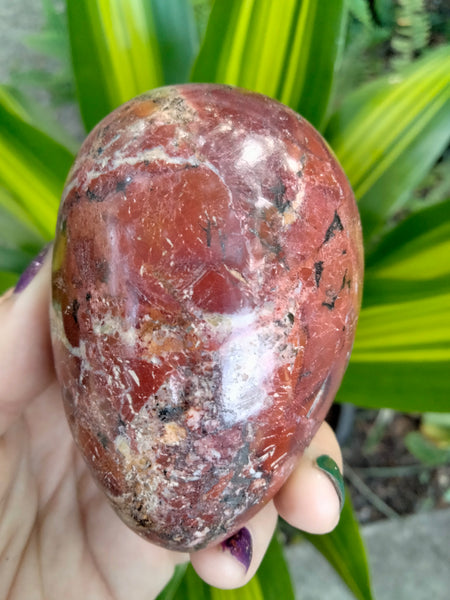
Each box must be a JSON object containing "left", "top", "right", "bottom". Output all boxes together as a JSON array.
[{"left": 337, "top": 408, "right": 450, "bottom": 523}]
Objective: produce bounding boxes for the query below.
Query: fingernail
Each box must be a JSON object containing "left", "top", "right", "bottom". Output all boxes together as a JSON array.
[
  {"left": 316, "top": 454, "right": 345, "bottom": 511},
  {"left": 221, "top": 527, "right": 252, "bottom": 573},
  {"left": 14, "top": 244, "right": 51, "bottom": 294}
]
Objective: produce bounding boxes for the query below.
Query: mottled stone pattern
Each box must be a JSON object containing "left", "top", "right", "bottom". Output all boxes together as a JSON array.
[{"left": 51, "top": 84, "right": 363, "bottom": 551}]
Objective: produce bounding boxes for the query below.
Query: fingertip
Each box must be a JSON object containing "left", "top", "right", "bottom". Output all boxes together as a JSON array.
[
  {"left": 190, "top": 542, "right": 248, "bottom": 590},
  {"left": 275, "top": 462, "right": 341, "bottom": 534},
  {"left": 190, "top": 501, "right": 278, "bottom": 589},
  {"left": 274, "top": 421, "right": 344, "bottom": 535}
]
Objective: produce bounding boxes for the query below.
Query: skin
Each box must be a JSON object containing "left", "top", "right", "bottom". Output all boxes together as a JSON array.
[{"left": 0, "top": 249, "right": 343, "bottom": 599}]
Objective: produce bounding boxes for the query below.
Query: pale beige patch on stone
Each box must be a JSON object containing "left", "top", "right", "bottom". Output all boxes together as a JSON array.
[{"left": 162, "top": 422, "right": 187, "bottom": 445}]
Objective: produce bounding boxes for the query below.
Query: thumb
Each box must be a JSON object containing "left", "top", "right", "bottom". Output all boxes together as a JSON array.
[{"left": 0, "top": 244, "right": 55, "bottom": 435}]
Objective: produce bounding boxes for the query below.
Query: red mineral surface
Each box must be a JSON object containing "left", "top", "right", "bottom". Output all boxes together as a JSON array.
[{"left": 51, "top": 84, "right": 363, "bottom": 551}]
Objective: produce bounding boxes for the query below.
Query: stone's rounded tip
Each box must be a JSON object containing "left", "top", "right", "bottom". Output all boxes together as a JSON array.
[{"left": 50, "top": 84, "right": 363, "bottom": 551}]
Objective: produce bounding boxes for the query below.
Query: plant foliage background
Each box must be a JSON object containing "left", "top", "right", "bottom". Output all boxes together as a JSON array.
[{"left": 0, "top": 0, "right": 449, "bottom": 598}]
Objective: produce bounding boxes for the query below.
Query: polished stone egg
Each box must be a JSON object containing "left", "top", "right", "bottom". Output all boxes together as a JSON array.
[{"left": 51, "top": 84, "right": 363, "bottom": 551}]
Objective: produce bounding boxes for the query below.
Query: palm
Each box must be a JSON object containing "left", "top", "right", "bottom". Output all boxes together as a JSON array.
[
  {"left": 2, "top": 381, "right": 183, "bottom": 600},
  {"left": 1, "top": 262, "right": 344, "bottom": 598}
]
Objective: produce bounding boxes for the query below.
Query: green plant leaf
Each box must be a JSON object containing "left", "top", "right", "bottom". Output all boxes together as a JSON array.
[
  {"left": 366, "top": 197, "right": 450, "bottom": 272},
  {"left": 340, "top": 291, "right": 450, "bottom": 412},
  {"left": 0, "top": 271, "right": 19, "bottom": 293},
  {"left": 404, "top": 431, "right": 450, "bottom": 466},
  {"left": 0, "top": 187, "right": 45, "bottom": 280},
  {"left": 363, "top": 197, "right": 450, "bottom": 306},
  {"left": 0, "top": 248, "right": 31, "bottom": 281},
  {"left": 411, "top": 156, "right": 450, "bottom": 210},
  {"left": 0, "top": 187, "right": 46, "bottom": 244},
  {"left": 190, "top": 0, "right": 214, "bottom": 41},
  {"left": 170, "top": 563, "right": 210, "bottom": 600},
  {"left": 421, "top": 412, "right": 450, "bottom": 448},
  {"left": 326, "top": 46, "right": 450, "bottom": 243},
  {"left": 26, "top": 0, "right": 69, "bottom": 58},
  {"left": 341, "top": 196, "right": 450, "bottom": 413},
  {"left": 191, "top": 0, "right": 348, "bottom": 129},
  {"left": 155, "top": 563, "right": 188, "bottom": 600},
  {"left": 211, "top": 578, "right": 265, "bottom": 600},
  {"left": 0, "top": 84, "right": 79, "bottom": 152},
  {"left": 170, "top": 565, "right": 273, "bottom": 600},
  {"left": 349, "top": 0, "right": 374, "bottom": 29},
  {"left": 354, "top": 292, "right": 450, "bottom": 362},
  {"left": 151, "top": 0, "right": 199, "bottom": 84},
  {"left": 252, "top": 533, "right": 295, "bottom": 600},
  {"left": 373, "top": 0, "right": 395, "bottom": 28},
  {"left": 0, "top": 190, "right": 45, "bottom": 293},
  {"left": 340, "top": 195, "right": 450, "bottom": 413},
  {"left": 304, "top": 490, "right": 374, "bottom": 600},
  {"left": 13, "top": 0, "right": 78, "bottom": 109},
  {"left": 339, "top": 359, "right": 450, "bottom": 413},
  {"left": 67, "top": 0, "right": 165, "bottom": 131},
  {"left": 169, "top": 534, "right": 294, "bottom": 599},
  {"left": 0, "top": 88, "right": 74, "bottom": 239}
]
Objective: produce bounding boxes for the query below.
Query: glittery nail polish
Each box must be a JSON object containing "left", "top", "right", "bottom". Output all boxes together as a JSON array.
[
  {"left": 221, "top": 527, "right": 253, "bottom": 572},
  {"left": 316, "top": 454, "right": 345, "bottom": 511},
  {"left": 14, "top": 244, "right": 51, "bottom": 294}
]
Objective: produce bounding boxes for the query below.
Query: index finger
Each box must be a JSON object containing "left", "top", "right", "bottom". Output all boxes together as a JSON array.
[{"left": 0, "top": 245, "right": 55, "bottom": 435}]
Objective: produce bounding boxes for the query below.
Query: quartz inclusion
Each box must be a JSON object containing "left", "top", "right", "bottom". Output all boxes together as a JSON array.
[{"left": 51, "top": 84, "right": 363, "bottom": 551}]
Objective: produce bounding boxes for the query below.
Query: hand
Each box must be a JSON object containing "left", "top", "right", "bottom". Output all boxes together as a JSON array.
[{"left": 0, "top": 246, "right": 344, "bottom": 599}]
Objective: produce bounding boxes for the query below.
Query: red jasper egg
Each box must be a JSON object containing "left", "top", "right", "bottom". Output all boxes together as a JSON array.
[{"left": 51, "top": 84, "right": 363, "bottom": 551}]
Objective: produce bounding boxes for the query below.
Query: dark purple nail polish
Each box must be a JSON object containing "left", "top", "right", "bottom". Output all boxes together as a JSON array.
[
  {"left": 221, "top": 527, "right": 252, "bottom": 572},
  {"left": 14, "top": 244, "right": 51, "bottom": 293}
]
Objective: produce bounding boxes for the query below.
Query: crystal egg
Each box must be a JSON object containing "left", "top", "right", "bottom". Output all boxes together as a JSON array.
[{"left": 51, "top": 84, "right": 363, "bottom": 551}]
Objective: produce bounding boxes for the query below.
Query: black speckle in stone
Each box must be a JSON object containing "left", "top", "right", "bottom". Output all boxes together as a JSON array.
[
  {"left": 298, "top": 370, "right": 312, "bottom": 380},
  {"left": 201, "top": 220, "right": 212, "bottom": 247},
  {"left": 157, "top": 406, "right": 183, "bottom": 422},
  {"left": 323, "top": 211, "right": 344, "bottom": 244},
  {"left": 86, "top": 292, "right": 92, "bottom": 301},
  {"left": 95, "top": 259, "right": 110, "bottom": 283},
  {"left": 341, "top": 270, "right": 351, "bottom": 290},
  {"left": 321, "top": 273, "right": 348, "bottom": 309},
  {"left": 97, "top": 431, "right": 109, "bottom": 448},
  {"left": 297, "top": 155, "right": 307, "bottom": 177},
  {"left": 234, "top": 442, "right": 250, "bottom": 468},
  {"left": 96, "top": 147, "right": 103, "bottom": 155},
  {"left": 222, "top": 488, "right": 248, "bottom": 508},
  {"left": 116, "top": 176, "right": 133, "bottom": 192},
  {"left": 314, "top": 261, "right": 324, "bottom": 287},
  {"left": 322, "top": 290, "right": 338, "bottom": 310},
  {"left": 287, "top": 312, "right": 295, "bottom": 324},
  {"left": 86, "top": 188, "right": 103, "bottom": 202},
  {"left": 271, "top": 179, "right": 289, "bottom": 213},
  {"left": 72, "top": 298, "right": 80, "bottom": 325}
]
